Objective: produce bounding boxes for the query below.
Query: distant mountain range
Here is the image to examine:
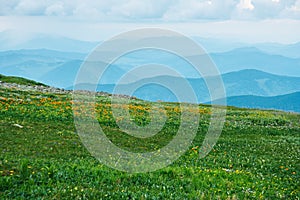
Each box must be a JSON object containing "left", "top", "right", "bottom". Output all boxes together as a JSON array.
[
  {"left": 210, "top": 47, "right": 300, "bottom": 76},
  {"left": 0, "top": 33, "right": 299, "bottom": 112},
  {"left": 0, "top": 31, "right": 98, "bottom": 53},
  {"left": 221, "top": 69, "right": 300, "bottom": 97},
  {"left": 1, "top": 31, "right": 299, "bottom": 58},
  {"left": 194, "top": 36, "right": 300, "bottom": 58},
  {"left": 212, "top": 92, "right": 300, "bottom": 113},
  {"left": 254, "top": 42, "right": 300, "bottom": 59},
  {"left": 0, "top": 49, "right": 86, "bottom": 84},
  {"left": 0, "top": 46, "right": 300, "bottom": 87},
  {"left": 68, "top": 69, "right": 300, "bottom": 105},
  {"left": 0, "top": 48, "right": 299, "bottom": 98}
]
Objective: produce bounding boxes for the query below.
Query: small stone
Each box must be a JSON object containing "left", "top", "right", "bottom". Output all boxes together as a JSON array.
[{"left": 13, "top": 124, "right": 23, "bottom": 128}]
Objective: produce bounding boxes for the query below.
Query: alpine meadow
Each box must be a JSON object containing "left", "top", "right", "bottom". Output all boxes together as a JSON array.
[{"left": 0, "top": 76, "right": 299, "bottom": 199}]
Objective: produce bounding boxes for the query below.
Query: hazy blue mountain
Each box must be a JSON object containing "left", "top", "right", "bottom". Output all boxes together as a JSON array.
[
  {"left": 192, "top": 36, "right": 247, "bottom": 53},
  {"left": 210, "top": 47, "right": 300, "bottom": 76},
  {"left": 69, "top": 69, "right": 300, "bottom": 104},
  {"left": 0, "top": 60, "right": 63, "bottom": 82},
  {"left": 40, "top": 60, "right": 83, "bottom": 88},
  {"left": 1, "top": 48, "right": 300, "bottom": 91},
  {"left": 42, "top": 60, "right": 129, "bottom": 88},
  {"left": 194, "top": 36, "right": 300, "bottom": 58},
  {"left": 97, "top": 75, "right": 202, "bottom": 103},
  {"left": 255, "top": 42, "right": 300, "bottom": 59},
  {"left": 0, "top": 49, "right": 86, "bottom": 82},
  {"left": 1, "top": 31, "right": 299, "bottom": 58},
  {"left": 215, "top": 92, "right": 300, "bottom": 113},
  {"left": 100, "top": 47, "right": 300, "bottom": 77},
  {"left": 221, "top": 69, "right": 300, "bottom": 97},
  {"left": 0, "top": 31, "right": 98, "bottom": 53},
  {"left": 0, "top": 49, "right": 86, "bottom": 65}
]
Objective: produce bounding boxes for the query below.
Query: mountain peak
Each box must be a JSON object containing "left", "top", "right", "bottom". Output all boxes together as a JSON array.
[
  {"left": 224, "top": 69, "right": 272, "bottom": 76},
  {"left": 228, "top": 46, "right": 262, "bottom": 53}
]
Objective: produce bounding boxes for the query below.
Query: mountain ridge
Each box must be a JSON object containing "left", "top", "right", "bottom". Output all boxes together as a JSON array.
[
  {"left": 67, "top": 69, "right": 300, "bottom": 106},
  {"left": 210, "top": 92, "right": 300, "bottom": 113}
]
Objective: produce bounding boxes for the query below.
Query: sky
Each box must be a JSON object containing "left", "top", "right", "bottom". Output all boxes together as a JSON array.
[{"left": 0, "top": 0, "right": 300, "bottom": 43}]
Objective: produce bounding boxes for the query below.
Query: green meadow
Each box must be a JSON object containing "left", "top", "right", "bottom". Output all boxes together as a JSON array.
[{"left": 0, "top": 78, "right": 299, "bottom": 199}]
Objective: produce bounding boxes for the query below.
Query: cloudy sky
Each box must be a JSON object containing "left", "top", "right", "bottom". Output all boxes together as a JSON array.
[{"left": 0, "top": 0, "right": 300, "bottom": 43}]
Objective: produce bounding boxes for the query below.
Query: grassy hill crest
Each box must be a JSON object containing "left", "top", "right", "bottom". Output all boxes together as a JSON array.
[{"left": 0, "top": 74, "right": 46, "bottom": 86}]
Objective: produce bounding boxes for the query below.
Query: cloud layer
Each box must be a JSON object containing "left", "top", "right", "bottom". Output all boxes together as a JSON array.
[{"left": 0, "top": 0, "right": 299, "bottom": 20}]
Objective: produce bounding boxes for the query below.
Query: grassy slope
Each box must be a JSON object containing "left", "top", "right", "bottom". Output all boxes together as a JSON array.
[
  {"left": 0, "top": 74, "right": 46, "bottom": 86},
  {"left": 0, "top": 84, "right": 299, "bottom": 199}
]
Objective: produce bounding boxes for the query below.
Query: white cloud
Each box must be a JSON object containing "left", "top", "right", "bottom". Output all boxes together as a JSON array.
[
  {"left": 237, "top": 0, "right": 255, "bottom": 10},
  {"left": 1, "top": 16, "right": 299, "bottom": 44},
  {"left": 0, "top": 0, "right": 19, "bottom": 15},
  {"left": 45, "top": 2, "right": 66, "bottom": 16},
  {"left": 110, "top": 0, "right": 173, "bottom": 19},
  {"left": 0, "top": 0, "right": 299, "bottom": 20},
  {"left": 280, "top": 0, "right": 300, "bottom": 19},
  {"left": 14, "top": 0, "right": 47, "bottom": 15},
  {"left": 163, "top": 0, "right": 237, "bottom": 20},
  {"left": 252, "top": 0, "right": 297, "bottom": 19}
]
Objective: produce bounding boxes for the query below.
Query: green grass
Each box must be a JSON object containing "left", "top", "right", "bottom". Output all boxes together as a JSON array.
[
  {"left": 0, "top": 86, "right": 299, "bottom": 199},
  {"left": 0, "top": 74, "right": 46, "bottom": 86}
]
